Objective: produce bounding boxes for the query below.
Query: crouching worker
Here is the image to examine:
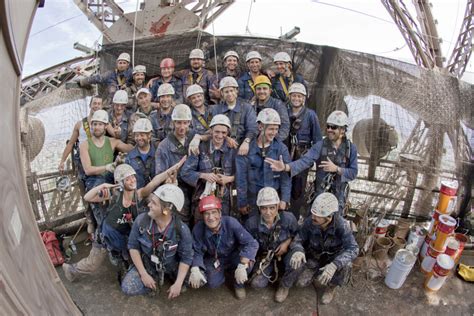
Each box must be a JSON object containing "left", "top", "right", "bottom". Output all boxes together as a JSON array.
[
  {"left": 121, "top": 184, "right": 193, "bottom": 299},
  {"left": 286, "top": 192, "right": 358, "bottom": 304},
  {"left": 244, "top": 187, "right": 299, "bottom": 302},
  {"left": 189, "top": 196, "right": 259, "bottom": 299}
]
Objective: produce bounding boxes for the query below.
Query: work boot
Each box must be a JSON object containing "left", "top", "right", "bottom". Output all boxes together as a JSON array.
[
  {"left": 62, "top": 263, "right": 77, "bottom": 282},
  {"left": 235, "top": 287, "right": 246, "bottom": 300},
  {"left": 275, "top": 287, "right": 289, "bottom": 303},
  {"left": 321, "top": 286, "right": 337, "bottom": 304}
]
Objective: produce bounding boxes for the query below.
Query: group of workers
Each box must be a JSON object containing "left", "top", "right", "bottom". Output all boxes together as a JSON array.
[{"left": 58, "top": 47, "right": 359, "bottom": 304}]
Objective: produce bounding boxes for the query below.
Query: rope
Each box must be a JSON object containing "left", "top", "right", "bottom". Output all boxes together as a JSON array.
[
  {"left": 131, "top": 0, "right": 140, "bottom": 69},
  {"left": 245, "top": 0, "right": 254, "bottom": 34},
  {"left": 212, "top": 21, "right": 219, "bottom": 80}
]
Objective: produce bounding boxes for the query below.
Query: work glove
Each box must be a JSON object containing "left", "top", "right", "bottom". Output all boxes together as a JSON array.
[
  {"left": 317, "top": 262, "right": 338, "bottom": 286},
  {"left": 189, "top": 267, "right": 207, "bottom": 289},
  {"left": 188, "top": 136, "right": 201, "bottom": 156},
  {"left": 105, "top": 163, "right": 115, "bottom": 173},
  {"left": 234, "top": 263, "right": 248, "bottom": 284},
  {"left": 289, "top": 251, "right": 306, "bottom": 270}
]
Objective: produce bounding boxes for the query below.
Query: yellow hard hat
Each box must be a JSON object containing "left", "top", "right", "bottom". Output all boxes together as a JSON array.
[{"left": 254, "top": 75, "right": 271, "bottom": 88}]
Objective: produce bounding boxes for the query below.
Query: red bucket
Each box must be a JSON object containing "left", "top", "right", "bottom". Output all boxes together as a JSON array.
[
  {"left": 454, "top": 233, "right": 468, "bottom": 263},
  {"left": 436, "top": 215, "right": 456, "bottom": 234},
  {"left": 440, "top": 181, "right": 458, "bottom": 196},
  {"left": 432, "top": 254, "right": 454, "bottom": 277}
]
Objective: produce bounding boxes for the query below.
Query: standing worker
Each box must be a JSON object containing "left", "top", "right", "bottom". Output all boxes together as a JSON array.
[{"left": 265, "top": 110, "right": 358, "bottom": 214}]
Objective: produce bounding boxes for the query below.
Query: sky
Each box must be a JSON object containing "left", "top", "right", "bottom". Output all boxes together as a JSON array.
[{"left": 24, "top": 0, "right": 473, "bottom": 83}]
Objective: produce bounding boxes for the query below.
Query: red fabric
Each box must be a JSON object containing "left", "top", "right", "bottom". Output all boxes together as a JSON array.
[{"left": 41, "top": 231, "right": 64, "bottom": 266}]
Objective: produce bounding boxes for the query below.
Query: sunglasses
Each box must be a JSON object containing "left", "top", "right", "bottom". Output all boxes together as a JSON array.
[{"left": 326, "top": 125, "right": 339, "bottom": 130}]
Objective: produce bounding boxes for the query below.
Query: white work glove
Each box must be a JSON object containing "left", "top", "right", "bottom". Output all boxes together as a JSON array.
[
  {"left": 317, "top": 262, "right": 338, "bottom": 286},
  {"left": 188, "top": 136, "right": 201, "bottom": 156},
  {"left": 200, "top": 181, "right": 217, "bottom": 199},
  {"left": 289, "top": 251, "right": 306, "bottom": 270},
  {"left": 189, "top": 266, "right": 207, "bottom": 289},
  {"left": 105, "top": 163, "right": 115, "bottom": 173},
  {"left": 234, "top": 263, "right": 248, "bottom": 284}
]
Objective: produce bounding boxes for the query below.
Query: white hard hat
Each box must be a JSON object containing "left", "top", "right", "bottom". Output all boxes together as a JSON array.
[
  {"left": 326, "top": 110, "right": 349, "bottom": 127},
  {"left": 91, "top": 109, "right": 109, "bottom": 124},
  {"left": 257, "top": 108, "right": 281, "bottom": 125},
  {"left": 114, "top": 164, "right": 136, "bottom": 183},
  {"left": 209, "top": 114, "right": 231, "bottom": 129},
  {"left": 273, "top": 52, "right": 291, "bottom": 63},
  {"left": 189, "top": 48, "right": 205, "bottom": 59},
  {"left": 157, "top": 83, "right": 175, "bottom": 97},
  {"left": 219, "top": 76, "right": 239, "bottom": 90},
  {"left": 246, "top": 51, "right": 262, "bottom": 62},
  {"left": 288, "top": 83, "right": 306, "bottom": 96},
  {"left": 256, "top": 187, "right": 280, "bottom": 206},
  {"left": 132, "top": 65, "right": 146, "bottom": 75},
  {"left": 311, "top": 192, "right": 339, "bottom": 217},
  {"left": 133, "top": 118, "right": 153, "bottom": 133},
  {"left": 153, "top": 184, "right": 185, "bottom": 212},
  {"left": 112, "top": 90, "right": 129, "bottom": 104},
  {"left": 136, "top": 88, "right": 151, "bottom": 99},
  {"left": 224, "top": 50, "right": 239, "bottom": 61},
  {"left": 171, "top": 104, "right": 192, "bottom": 121},
  {"left": 117, "top": 52, "right": 131, "bottom": 63},
  {"left": 186, "top": 84, "right": 204, "bottom": 98}
]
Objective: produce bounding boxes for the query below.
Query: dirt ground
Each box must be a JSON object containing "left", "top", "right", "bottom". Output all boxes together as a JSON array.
[{"left": 58, "top": 243, "right": 474, "bottom": 316}]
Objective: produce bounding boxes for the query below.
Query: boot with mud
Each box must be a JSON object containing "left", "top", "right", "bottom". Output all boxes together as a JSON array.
[
  {"left": 275, "top": 286, "right": 289, "bottom": 303},
  {"left": 62, "top": 263, "right": 78, "bottom": 282},
  {"left": 235, "top": 287, "right": 246, "bottom": 300},
  {"left": 321, "top": 285, "right": 337, "bottom": 304}
]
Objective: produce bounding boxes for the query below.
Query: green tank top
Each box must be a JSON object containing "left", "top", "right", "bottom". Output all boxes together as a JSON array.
[{"left": 88, "top": 137, "right": 114, "bottom": 168}]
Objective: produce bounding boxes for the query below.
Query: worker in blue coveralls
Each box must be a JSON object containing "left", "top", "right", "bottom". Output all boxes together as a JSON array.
[
  {"left": 286, "top": 83, "right": 322, "bottom": 219},
  {"left": 181, "top": 114, "right": 236, "bottom": 221},
  {"left": 244, "top": 187, "right": 299, "bottom": 303},
  {"left": 210, "top": 50, "right": 241, "bottom": 103},
  {"left": 235, "top": 108, "right": 291, "bottom": 219},
  {"left": 210, "top": 76, "right": 258, "bottom": 156},
  {"left": 155, "top": 104, "right": 196, "bottom": 224},
  {"left": 126, "top": 88, "right": 157, "bottom": 145},
  {"left": 121, "top": 184, "right": 193, "bottom": 300},
  {"left": 271, "top": 52, "right": 308, "bottom": 103},
  {"left": 252, "top": 75, "right": 290, "bottom": 142},
  {"left": 278, "top": 192, "right": 358, "bottom": 304},
  {"left": 188, "top": 195, "right": 259, "bottom": 300},
  {"left": 181, "top": 48, "right": 214, "bottom": 105},
  {"left": 186, "top": 84, "right": 212, "bottom": 135},
  {"left": 149, "top": 83, "right": 175, "bottom": 145},
  {"left": 78, "top": 52, "right": 132, "bottom": 106},
  {"left": 124, "top": 118, "right": 156, "bottom": 189},
  {"left": 238, "top": 51, "right": 266, "bottom": 102},
  {"left": 125, "top": 65, "right": 147, "bottom": 111},
  {"left": 148, "top": 57, "right": 183, "bottom": 106},
  {"left": 265, "top": 110, "right": 358, "bottom": 215},
  {"left": 107, "top": 90, "right": 131, "bottom": 143}
]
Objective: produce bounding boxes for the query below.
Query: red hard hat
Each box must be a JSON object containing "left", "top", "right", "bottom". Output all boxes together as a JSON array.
[
  {"left": 199, "top": 195, "right": 222, "bottom": 213},
  {"left": 160, "top": 58, "right": 175, "bottom": 68}
]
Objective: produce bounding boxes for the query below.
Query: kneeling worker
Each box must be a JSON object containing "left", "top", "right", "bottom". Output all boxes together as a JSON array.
[
  {"left": 244, "top": 187, "right": 299, "bottom": 302},
  {"left": 189, "top": 195, "right": 259, "bottom": 299},
  {"left": 285, "top": 192, "right": 359, "bottom": 304},
  {"left": 121, "top": 184, "right": 194, "bottom": 299}
]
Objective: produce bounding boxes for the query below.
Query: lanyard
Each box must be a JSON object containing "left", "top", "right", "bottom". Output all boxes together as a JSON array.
[
  {"left": 212, "top": 233, "right": 221, "bottom": 260},
  {"left": 278, "top": 74, "right": 293, "bottom": 97},
  {"left": 188, "top": 71, "right": 204, "bottom": 84},
  {"left": 151, "top": 220, "right": 172, "bottom": 254}
]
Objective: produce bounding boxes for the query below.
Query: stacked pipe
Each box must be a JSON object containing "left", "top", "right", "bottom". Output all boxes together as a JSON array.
[{"left": 417, "top": 181, "right": 466, "bottom": 292}]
